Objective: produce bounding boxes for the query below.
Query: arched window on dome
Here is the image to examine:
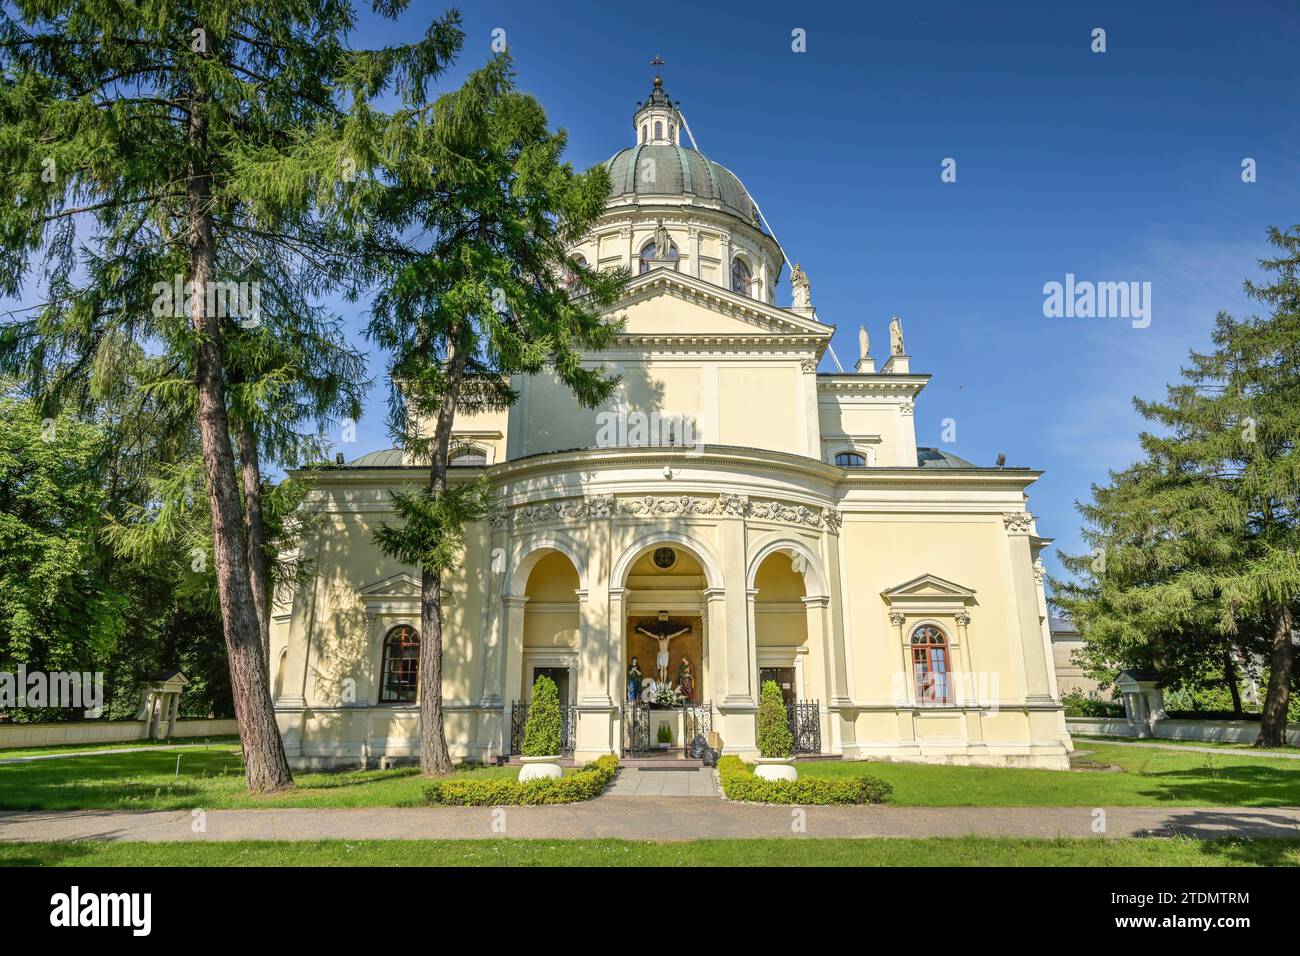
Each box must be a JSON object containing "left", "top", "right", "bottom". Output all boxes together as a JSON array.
[
  {"left": 731, "top": 257, "right": 753, "bottom": 296},
  {"left": 641, "top": 124, "right": 647, "bottom": 143},
  {"left": 565, "top": 253, "right": 587, "bottom": 293},
  {"left": 654, "top": 120, "right": 662, "bottom": 140},
  {"left": 379, "top": 624, "right": 420, "bottom": 703},
  {"left": 639, "top": 238, "right": 679, "bottom": 273},
  {"left": 669, "top": 122, "right": 676, "bottom": 142},
  {"left": 911, "top": 624, "right": 952, "bottom": 705},
  {"left": 835, "top": 451, "right": 866, "bottom": 468}
]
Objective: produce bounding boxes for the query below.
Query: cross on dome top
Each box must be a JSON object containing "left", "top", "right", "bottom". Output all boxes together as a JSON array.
[{"left": 632, "top": 55, "right": 681, "bottom": 146}]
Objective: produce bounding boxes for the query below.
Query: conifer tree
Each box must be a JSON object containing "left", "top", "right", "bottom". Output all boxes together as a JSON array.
[
  {"left": 367, "top": 56, "right": 628, "bottom": 775},
  {"left": 1056, "top": 226, "right": 1300, "bottom": 746},
  {"left": 0, "top": 1, "right": 461, "bottom": 789}
]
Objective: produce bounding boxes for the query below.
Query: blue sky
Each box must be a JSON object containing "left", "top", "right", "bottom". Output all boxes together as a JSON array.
[{"left": 333, "top": 1, "right": 1300, "bottom": 587}]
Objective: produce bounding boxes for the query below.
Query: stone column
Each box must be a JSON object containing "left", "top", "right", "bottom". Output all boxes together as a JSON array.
[
  {"left": 501, "top": 595, "right": 529, "bottom": 744},
  {"left": 804, "top": 594, "right": 836, "bottom": 755},
  {"left": 165, "top": 692, "right": 180, "bottom": 738},
  {"left": 575, "top": 586, "right": 616, "bottom": 759},
  {"left": 609, "top": 587, "right": 628, "bottom": 753},
  {"left": 1003, "top": 513, "right": 1054, "bottom": 703},
  {"left": 890, "top": 610, "right": 918, "bottom": 752},
  {"left": 955, "top": 610, "right": 985, "bottom": 749}
]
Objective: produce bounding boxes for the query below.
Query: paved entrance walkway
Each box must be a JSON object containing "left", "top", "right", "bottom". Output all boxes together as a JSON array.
[
  {"left": 605, "top": 769, "right": 716, "bottom": 797},
  {"left": 3, "top": 801, "right": 1299, "bottom": 843}
]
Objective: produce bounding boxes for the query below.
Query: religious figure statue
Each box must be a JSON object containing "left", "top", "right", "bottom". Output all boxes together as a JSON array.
[
  {"left": 635, "top": 611, "right": 692, "bottom": 683},
  {"left": 677, "top": 657, "right": 695, "bottom": 702},
  {"left": 626, "top": 657, "right": 643, "bottom": 704},
  {"left": 858, "top": 324, "right": 870, "bottom": 361},
  {"left": 790, "top": 262, "right": 810, "bottom": 308},
  {"left": 889, "top": 315, "right": 905, "bottom": 355},
  {"left": 652, "top": 218, "right": 671, "bottom": 261}
]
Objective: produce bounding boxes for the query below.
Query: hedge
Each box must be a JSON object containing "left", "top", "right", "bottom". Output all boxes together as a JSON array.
[
  {"left": 716, "top": 755, "right": 892, "bottom": 805},
  {"left": 424, "top": 755, "right": 620, "bottom": 806}
]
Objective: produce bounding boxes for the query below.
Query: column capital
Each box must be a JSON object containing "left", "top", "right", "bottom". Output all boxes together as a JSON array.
[
  {"left": 502, "top": 595, "right": 530, "bottom": 609},
  {"left": 888, "top": 610, "right": 906, "bottom": 627},
  {"left": 954, "top": 609, "right": 971, "bottom": 627},
  {"left": 703, "top": 587, "right": 727, "bottom": 603},
  {"left": 801, "top": 595, "right": 830, "bottom": 609}
]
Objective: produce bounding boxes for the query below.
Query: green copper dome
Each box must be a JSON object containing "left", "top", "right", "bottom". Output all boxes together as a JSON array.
[{"left": 603, "top": 144, "right": 760, "bottom": 225}]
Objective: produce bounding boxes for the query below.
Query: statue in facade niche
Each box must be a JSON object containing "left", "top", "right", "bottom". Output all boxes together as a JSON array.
[
  {"left": 627, "top": 657, "right": 643, "bottom": 704},
  {"left": 677, "top": 657, "right": 695, "bottom": 702},
  {"left": 652, "top": 218, "right": 671, "bottom": 260},
  {"left": 890, "top": 315, "right": 905, "bottom": 355},
  {"left": 790, "top": 262, "right": 810, "bottom": 308}
]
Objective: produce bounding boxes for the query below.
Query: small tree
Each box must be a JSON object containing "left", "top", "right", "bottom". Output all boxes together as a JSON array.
[
  {"left": 757, "top": 680, "right": 794, "bottom": 758},
  {"left": 521, "top": 675, "right": 563, "bottom": 757}
]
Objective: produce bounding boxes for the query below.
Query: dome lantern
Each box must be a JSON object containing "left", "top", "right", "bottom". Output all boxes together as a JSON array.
[{"left": 633, "top": 56, "right": 681, "bottom": 146}]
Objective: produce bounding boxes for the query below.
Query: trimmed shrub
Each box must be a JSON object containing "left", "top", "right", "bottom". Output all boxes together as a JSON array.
[
  {"left": 1061, "top": 690, "right": 1124, "bottom": 718},
  {"left": 426, "top": 755, "right": 620, "bottom": 806},
  {"left": 717, "top": 755, "right": 891, "bottom": 805},
  {"left": 522, "top": 675, "right": 563, "bottom": 757},
  {"left": 757, "top": 680, "right": 794, "bottom": 758}
]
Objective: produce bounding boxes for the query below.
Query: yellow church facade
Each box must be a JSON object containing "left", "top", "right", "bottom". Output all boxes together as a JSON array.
[{"left": 271, "top": 78, "right": 1072, "bottom": 771}]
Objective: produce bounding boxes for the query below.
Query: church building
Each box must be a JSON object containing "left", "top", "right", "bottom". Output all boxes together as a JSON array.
[{"left": 270, "top": 74, "right": 1072, "bottom": 771}]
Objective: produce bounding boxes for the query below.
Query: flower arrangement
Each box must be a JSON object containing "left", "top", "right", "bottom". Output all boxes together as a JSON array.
[{"left": 651, "top": 683, "right": 685, "bottom": 709}]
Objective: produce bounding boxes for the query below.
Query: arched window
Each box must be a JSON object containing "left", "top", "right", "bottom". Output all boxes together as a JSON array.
[
  {"left": 565, "top": 253, "right": 587, "bottom": 293},
  {"left": 731, "top": 257, "right": 753, "bottom": 296},
  {"left": 835, "top": 451, "right": 866, "bottom": 468},
  {"left": 450, "top": 445, "right": 488, "bottom": 467},
  {"left": 639, "top": 238, "right": 679, "bottom": 273},
  {"left": 911, "top": 624, "right": 951, "bottom": 704},
  {"left": 654, "top": 120, "right": 663, "bottom": 140},
  {"left": 669, "top": 122, "right": 676, "bottom": 142},
  {"left": 641, "top": 124, "right": 647, "bottom": 143},
  {"left": 379, "top": 625, "right": 420, "bottom": 703}
]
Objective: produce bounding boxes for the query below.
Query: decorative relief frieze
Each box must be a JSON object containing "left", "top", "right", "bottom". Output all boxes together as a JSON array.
[
  {"left": 505, "top": 492, "right": 840, "bottom": 532},
  {"left": 1002, "top": 512, "right": 1035, "bottom": 534}
]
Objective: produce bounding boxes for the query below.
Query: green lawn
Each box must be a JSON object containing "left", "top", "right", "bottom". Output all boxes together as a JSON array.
[
  {"left": 798, "top": 742, "right": 1300, "bottom": 807},
  {"left": 3, "top": 740, "right": 1298, "bottom": 810},
  {"left": 1, "top": 836, "right": 1296, "bottom": 867},
  {"left": 0, "top": 736, "right": 239, "bottom": 759},
  {"left": 0, "top": 746, "right": 523, "bottom": 810}
]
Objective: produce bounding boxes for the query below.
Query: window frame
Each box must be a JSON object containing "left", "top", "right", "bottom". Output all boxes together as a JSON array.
[
  {"left": 730, "top": 256, "right": 753, "bottom": 296},
  {"left": 378, "top": 624, "right": 420, "bottom": 704},
  {"left": 834, "top": 451, "right": 867, "bottom": 468},
  {"left": 910, "top": 623, "right": 953, "bottom": 705}
]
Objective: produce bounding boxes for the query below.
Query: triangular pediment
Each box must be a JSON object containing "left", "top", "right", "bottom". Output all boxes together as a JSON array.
[
  {"left": 882, "top": 574, "right": 977, "bottom": 601},
  {"left": 609, "top": 269, "right": 833, "bottom": 340},
  {"left": 358, "top": 572, "right": 422, "bottom": 600}
]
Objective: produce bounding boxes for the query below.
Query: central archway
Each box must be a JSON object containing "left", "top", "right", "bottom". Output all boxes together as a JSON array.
[{"left": 611, "top": 531, "right": 723, "bottom": 755}]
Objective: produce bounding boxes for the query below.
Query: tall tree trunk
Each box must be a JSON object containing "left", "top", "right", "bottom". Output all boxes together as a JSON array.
[
  {"left": 1257, "top": 604, "right": 1294, "bottom": 748},
  {"left": 237, "top": 418, "right": 272, "bottom": 666},
  {"left": 1223, "top": 648, "right": 1243, "bottom": 718},
  {"left": 418, "top": 335, "right": 469, "bottom": 777},
  {"left": 187, "top": 91, "right": 292, "bottom": 792}
]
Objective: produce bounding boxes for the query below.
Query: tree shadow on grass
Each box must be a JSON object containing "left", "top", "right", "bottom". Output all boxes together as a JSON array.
[
  {"left": 1131, "top": 762, "right": 1300, "bottom": 808},
  {"left": 0, "top": 750, "right": 243, "bottom": 810}
]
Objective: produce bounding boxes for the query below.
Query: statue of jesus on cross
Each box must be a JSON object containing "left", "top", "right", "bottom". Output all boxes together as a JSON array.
[{"left": 635, "top": 611, "right": 692, "bottom": 684}]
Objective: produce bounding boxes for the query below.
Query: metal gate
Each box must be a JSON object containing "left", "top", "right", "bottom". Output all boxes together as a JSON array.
[
  {"left": 622, "top": 701, "right": 651, "bottom": 756},
  {"left": 683, "top": 701, "right": 713, "bottom": 758},
  {"left": 508, "top": 699, "right": 576, "bottom": 756},
  {"left": 789, "top": 699, "right": 822, "bottom": 754}
]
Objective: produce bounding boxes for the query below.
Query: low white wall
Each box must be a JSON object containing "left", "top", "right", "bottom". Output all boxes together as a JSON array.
[
  {"left": 0, "top": 718, "right": 239, "bottom": 750},
  {"left": 1067, "top": 716, "right": 1300, "bottom": 747}
]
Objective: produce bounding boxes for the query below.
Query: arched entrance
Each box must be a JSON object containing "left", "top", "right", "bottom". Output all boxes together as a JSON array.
[{"left": 612, "top": 535, "right": 721, "bottom": 757}]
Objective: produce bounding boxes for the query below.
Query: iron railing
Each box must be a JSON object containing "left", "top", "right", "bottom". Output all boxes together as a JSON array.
[
  {"left": 508, "top": 699, "right": 577, "bottom": 756},
  {"left": 789, "top": 699, "right": 822, "bottom": 754}
]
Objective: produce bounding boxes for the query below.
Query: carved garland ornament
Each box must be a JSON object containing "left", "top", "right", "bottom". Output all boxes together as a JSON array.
[
  {"left": 1002, "top": 512, "right": 1035, "bottom": 534},
  {"left": 497, "top": 493, "right": 841, "bottom": 532}
]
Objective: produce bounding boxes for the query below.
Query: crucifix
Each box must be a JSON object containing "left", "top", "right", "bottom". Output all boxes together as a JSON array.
[
  {"left": 650, "top": 54, "right": 665, "bottom": 79},
  {"left": 636, "top": 610, "right": 691, "bottom": 683}
]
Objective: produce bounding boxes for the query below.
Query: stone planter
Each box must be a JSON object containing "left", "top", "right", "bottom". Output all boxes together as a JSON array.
[
  {"left": 518, "top": 755, "right": 564, "bottom": 782},
  {"left": 754, "top": 756, "right": 798, "bottom": 782}
]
